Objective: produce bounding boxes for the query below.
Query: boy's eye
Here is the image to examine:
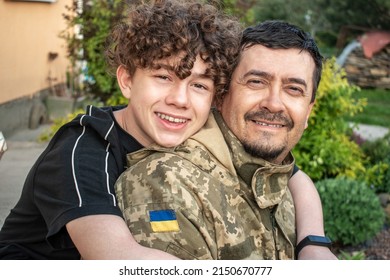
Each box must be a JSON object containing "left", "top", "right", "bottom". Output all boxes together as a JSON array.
[
  {"left": 156, "top": 75, "right": 170, "bottom": 81},
  {"left": 193, "top": 83, "right": 207, "bottom": 90}
]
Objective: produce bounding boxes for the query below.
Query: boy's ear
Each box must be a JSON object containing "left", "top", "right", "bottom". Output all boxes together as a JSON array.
[{"left": 116, "top": 65, "right": 132, "bottom": 99}]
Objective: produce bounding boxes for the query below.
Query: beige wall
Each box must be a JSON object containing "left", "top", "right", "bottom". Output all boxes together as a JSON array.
[{"left": 0, "top": 0, "right": 72, "bottom": 104}]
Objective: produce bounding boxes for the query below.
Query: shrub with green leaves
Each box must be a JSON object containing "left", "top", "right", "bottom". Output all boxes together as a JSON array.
[
  {"left": 316, "top": 178, "right": 385, "bottom": 246},
  {"left": 293, "top": 58, "right": 367, "bottom": 181},
  {"left": 338, "top": 250, "right": 366, "bottom": 260},
  {"left": 38, "top": 109, "right": 85, "bottom": 142},
  {"left": 361, "top": 133, "right": 390, "bottom": 194},
  {"left": 364, "top": 161, "right": 390, "bottom": 194}
]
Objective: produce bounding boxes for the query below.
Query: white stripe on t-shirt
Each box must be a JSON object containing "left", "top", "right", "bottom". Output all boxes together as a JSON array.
[
  {"left": 105, "top": 142, "right": 116, "bottom": 206},
  {"left": 72, "top": 106, "right": 117, "bottom": 207},
  {"left": 72, "top": 115, "right": 86, "bottom": 207}
]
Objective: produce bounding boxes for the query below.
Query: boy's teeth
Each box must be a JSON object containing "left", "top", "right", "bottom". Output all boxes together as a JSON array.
[{"left": 157, "top": 113, "right": 187, "bottom": 123}]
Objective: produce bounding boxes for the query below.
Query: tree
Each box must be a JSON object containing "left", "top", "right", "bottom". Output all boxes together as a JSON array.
[
  {"left": 324, "top": 0, "right": 390, "bottom": 32},
  {"left": 253, "top": 0, "right": 330, "bottom": 38},
  {"left": 62, "top": 0, "right": 131, "bottom": 104},
  {"left": 253, "top": 0, "right": 390, "bottom": 49},
  {"left": 218, "top": 0, "right": 257, "bottom": 25}
]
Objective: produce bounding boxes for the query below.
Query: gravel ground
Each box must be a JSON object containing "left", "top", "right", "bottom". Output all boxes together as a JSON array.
[{"left": 365, "top": 227, "right": 390, "bottom": 259}]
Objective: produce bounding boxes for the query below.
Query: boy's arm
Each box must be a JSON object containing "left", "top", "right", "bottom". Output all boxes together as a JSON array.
[
  {"left": 66, "top": 215, "right": 180, "bottom": 260},
  {"left": 288, "top": 170, "right": 338, "bottom": 260}
]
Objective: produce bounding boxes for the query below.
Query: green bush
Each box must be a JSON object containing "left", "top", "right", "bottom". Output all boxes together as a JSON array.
[
  {"left": 316, "top": 178, "right": 385, "bottom": 246},
  {"left": 361, "top": 133, "right": 390, "bottom": 163},
  {"left": 293, "top": 58, "right": 367, "bottom": 181},
  {"left": 361, "top": 133, "right": 390, "bottom": 194},
  {"left": 338, "top": 250, "right": 366, "bottom": 260},
  {"left": 364, "top": 161, "right": 390, "bottom": 194},
  {"left": 38, "top": 109, "right": 85, "bottom": 142}
]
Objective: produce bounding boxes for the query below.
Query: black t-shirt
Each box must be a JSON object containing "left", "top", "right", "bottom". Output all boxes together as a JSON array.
[{"left": 0, "top": 105, "right": 143, "bottom": 259}]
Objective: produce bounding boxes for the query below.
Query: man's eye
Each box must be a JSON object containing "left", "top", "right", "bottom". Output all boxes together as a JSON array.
[
  {"left": 247, "top": 79, "right": 267, "bottom": 88},
  {"left": 287, "top": 86, "right": 304, "bottom": 96}
]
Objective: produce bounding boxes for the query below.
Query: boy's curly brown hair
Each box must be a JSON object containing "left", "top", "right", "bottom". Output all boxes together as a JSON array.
[{"left": 105, "top": 0, "right": 242, "bottom": 106}]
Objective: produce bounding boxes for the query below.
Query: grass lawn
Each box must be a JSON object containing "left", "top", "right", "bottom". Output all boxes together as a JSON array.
[{"left": 346, "top": 88, "right": 390, "bottom": 128}]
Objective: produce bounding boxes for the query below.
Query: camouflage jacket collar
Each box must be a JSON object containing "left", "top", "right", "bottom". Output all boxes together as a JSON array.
[{"left": 213, "top": 109, "right": 295, "bottom": 209}]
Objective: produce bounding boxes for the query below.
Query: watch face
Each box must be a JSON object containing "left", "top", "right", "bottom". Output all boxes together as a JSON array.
[{"left": 308, "top": 235, "right": 332, "bottom": 244}]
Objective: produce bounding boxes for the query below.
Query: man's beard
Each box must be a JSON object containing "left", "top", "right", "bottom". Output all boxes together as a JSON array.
[
  {"left": 242, "top": 137, "right": 287, "bottom": 163},
  {"left": 241, "top": 110, "right": 291, "bottom": 162}
]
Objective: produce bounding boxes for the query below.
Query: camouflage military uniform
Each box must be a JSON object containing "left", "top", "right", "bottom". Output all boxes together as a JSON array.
[{"left": 115, "top": 109, "right": 296, "bottom": 259}]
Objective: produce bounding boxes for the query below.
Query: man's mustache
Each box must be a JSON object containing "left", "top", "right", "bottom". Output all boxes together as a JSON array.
[{"left": 244, "top": 110, "right": 293, "bottom": 129}]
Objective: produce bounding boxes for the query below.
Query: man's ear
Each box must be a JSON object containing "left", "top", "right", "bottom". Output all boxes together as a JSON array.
[
  {"left": 304, "top": 101, "right": 316, "bottom": 129},
  {"left": 116, "top": 65, "right": 132, "bottom": 99}
]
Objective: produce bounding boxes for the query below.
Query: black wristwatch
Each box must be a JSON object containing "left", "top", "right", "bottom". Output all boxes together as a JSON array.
[{"left": 295, "top": 235, "right": 332, "bottom": 258}]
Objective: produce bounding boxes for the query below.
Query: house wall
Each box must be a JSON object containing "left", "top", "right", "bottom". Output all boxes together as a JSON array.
[{"left": 0, "top": 0, "right": 73, "bottom": 136}]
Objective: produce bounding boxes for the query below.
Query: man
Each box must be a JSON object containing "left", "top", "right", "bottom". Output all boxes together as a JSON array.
[{"left": 115, "top": 20, "right": 336, "bottom": 259}]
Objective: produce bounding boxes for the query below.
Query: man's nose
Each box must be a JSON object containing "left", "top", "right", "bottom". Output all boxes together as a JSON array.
[{"left": 259, "top": 87, "right": 284, "bottom": 112}]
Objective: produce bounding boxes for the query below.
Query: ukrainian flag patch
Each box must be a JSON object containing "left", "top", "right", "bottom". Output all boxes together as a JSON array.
[{"left": 149, "top": 209, "right": 180, "bottom": 232}]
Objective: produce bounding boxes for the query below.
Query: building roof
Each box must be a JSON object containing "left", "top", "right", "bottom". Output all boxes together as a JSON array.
[{"left": 358, "top": 31, "right": 390, "bottom": 58}]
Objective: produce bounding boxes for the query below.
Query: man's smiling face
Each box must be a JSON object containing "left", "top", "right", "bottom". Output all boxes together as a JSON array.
[{"left": 219, "top": 44, "right": 315, "bottom": 163}]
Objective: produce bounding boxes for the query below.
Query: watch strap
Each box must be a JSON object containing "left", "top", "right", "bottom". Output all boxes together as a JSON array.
[{"left": 296, "top": 235, "right": 332, "bottom": 259}]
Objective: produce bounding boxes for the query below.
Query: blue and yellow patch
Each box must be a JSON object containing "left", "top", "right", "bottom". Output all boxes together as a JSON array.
[{"left": 149, "top": 209, "right": 180, "bottom": 232}]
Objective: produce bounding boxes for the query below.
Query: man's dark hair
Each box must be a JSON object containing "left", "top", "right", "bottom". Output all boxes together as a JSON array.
[{"left": 240, "top": 20, "right": 323, "bottom": 103}]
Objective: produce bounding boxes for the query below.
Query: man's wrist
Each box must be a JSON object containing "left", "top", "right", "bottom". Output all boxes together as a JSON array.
[{"left": 296, "top": 235, "right": 332, "bottom": 259}]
